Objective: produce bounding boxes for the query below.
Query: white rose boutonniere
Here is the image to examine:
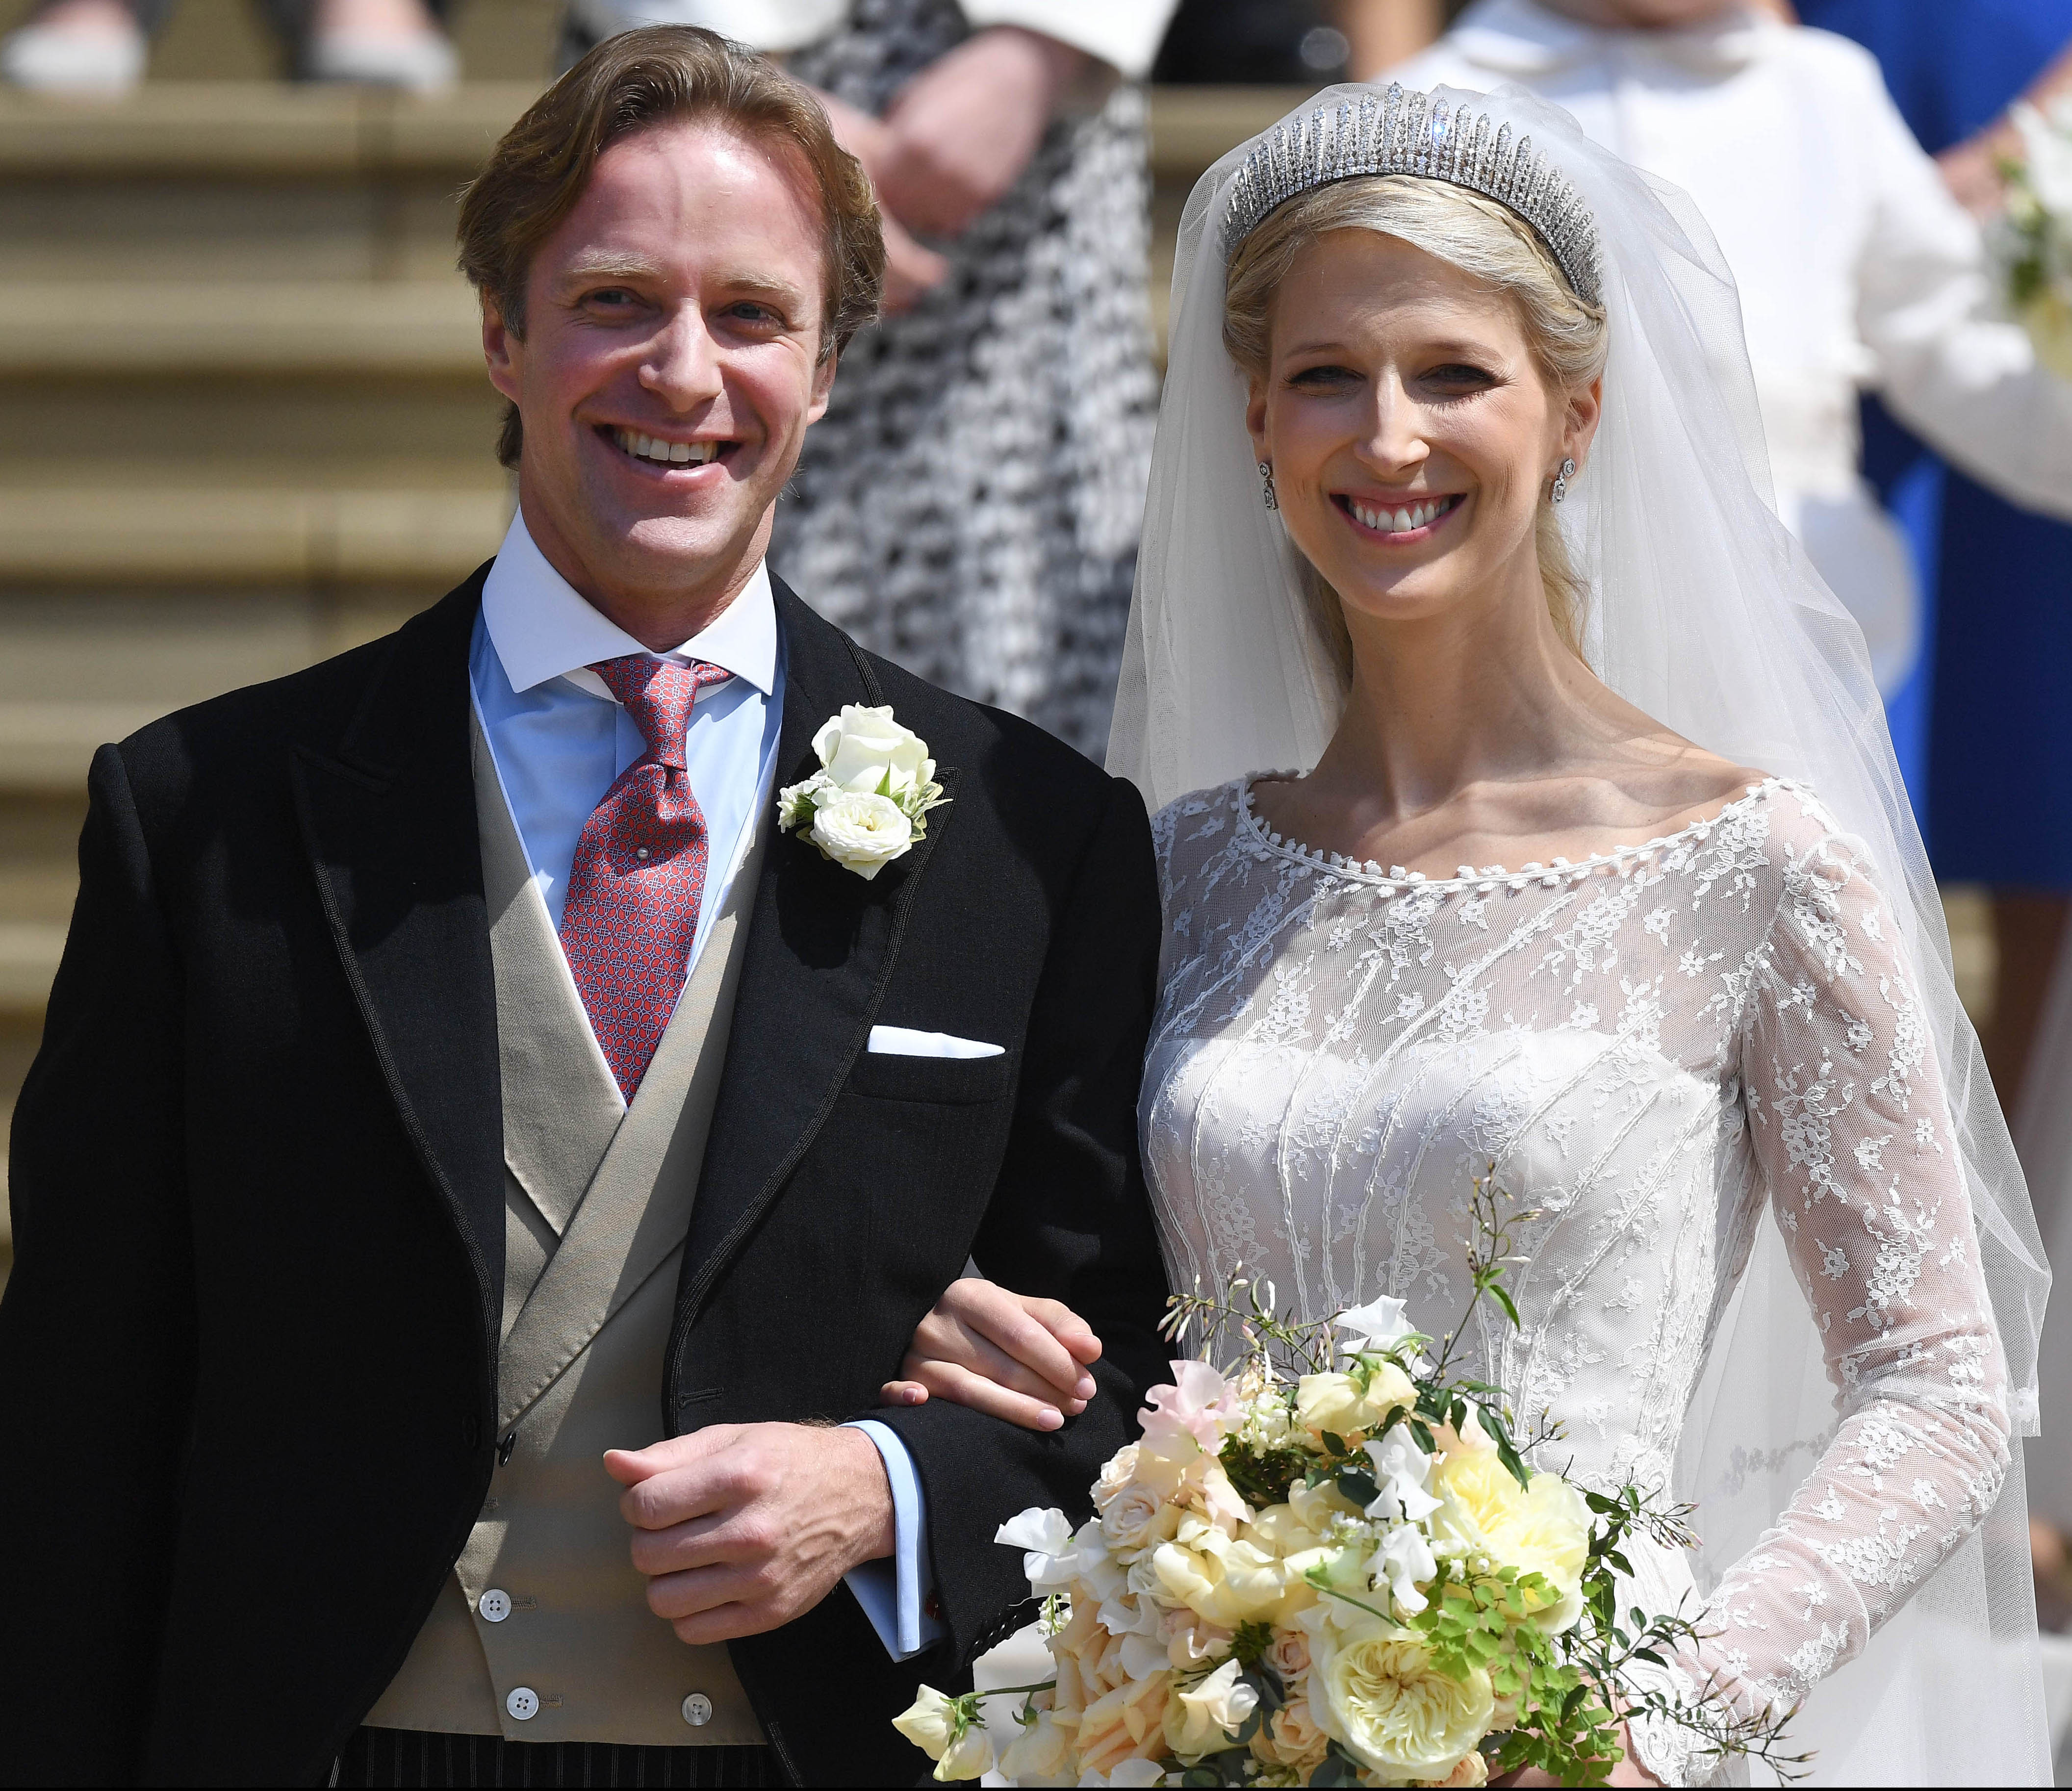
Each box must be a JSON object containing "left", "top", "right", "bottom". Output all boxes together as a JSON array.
[{"left": 777, "top": 704, "right": 948, "bottom": 880}]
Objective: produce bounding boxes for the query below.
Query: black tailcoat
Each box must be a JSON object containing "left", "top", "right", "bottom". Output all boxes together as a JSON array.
[{"left": 0, "top": 569, "right": 1169, "bottom": 1787}]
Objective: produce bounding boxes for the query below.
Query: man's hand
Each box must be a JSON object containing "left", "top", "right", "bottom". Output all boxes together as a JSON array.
[
  {"left": 876, "top": 27, "right": 1091, "bottom": 240},
  {"left": 605, "top": 1423, "right": 895, "bottom": 1645}
]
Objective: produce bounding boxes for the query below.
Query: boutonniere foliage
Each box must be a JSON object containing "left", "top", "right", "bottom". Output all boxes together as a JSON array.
[{"left": 778, "top": 704, "right": 949, "bottom": 880}]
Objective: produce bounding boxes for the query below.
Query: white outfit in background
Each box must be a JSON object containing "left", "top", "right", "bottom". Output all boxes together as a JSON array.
[
  {"left": 1113, "top": 82, "right": 2051, "bottom": 1784},
  {"left": 1397, "top": 0, "right": 2072, "bottom": 694},
  {"left": 566, "top": 0, "right": 1174, "bottom": 82}
]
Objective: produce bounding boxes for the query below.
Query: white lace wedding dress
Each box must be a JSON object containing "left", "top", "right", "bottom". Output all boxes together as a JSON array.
[{"left": 1140, "top": 773, "right": 2010, "bottom": 1786}]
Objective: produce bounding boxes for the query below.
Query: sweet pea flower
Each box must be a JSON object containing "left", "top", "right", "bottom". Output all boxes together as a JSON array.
[
  {"left": 998, "top": 1507, "right": 1078, "bottom": 1587},
  {"left": 892, "top": 1687, "right": 992, "bottom": 1781},
  {"left": 1138, "top": 1360, "right": 1241, "bottom": 1452},
  {"left": 1164, "top": 1659, "right": 1261, "bottom": 1760},
  {"left": 1334, "top": 1294, "right": 1416, "bottom": 1355},
  {"left": 1365, "top": 1428, "right": 1442, "bottom": 1524},
  {"left": 1372, "top": 1521, "right": 1439, "bottom": 1615}
]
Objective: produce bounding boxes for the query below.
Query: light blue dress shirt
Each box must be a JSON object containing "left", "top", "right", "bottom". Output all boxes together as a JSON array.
[{"left": 471, "top": 511, "right": 944, "bottom": 1662}]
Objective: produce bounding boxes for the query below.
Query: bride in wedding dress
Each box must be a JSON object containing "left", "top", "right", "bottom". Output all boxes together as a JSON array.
[{"left": 887, "top": 82, "right": 2052, "bottom": 1784}]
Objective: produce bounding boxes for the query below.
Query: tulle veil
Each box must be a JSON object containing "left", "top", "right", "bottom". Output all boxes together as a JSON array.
[{"left": 1107, "top": 82, "right": 2052, "bottom": 1784}]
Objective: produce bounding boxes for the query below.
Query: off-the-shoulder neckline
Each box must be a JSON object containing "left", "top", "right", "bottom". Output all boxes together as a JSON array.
[{"left": 1230, "top": 773, "right": 1792, "bottom": 893}]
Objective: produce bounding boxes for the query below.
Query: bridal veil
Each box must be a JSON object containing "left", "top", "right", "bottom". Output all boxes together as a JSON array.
[{"left": 1108, "top": 82, "right": 2053, "bottom": 1783}]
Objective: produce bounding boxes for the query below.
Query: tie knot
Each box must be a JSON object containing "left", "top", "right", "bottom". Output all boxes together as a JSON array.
[{"left": 590, "top": 655, "right": 732, "bottom": 769}]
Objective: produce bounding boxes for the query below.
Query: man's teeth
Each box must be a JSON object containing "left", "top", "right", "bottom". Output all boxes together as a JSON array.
[
  {"left": 614, "top": 428, "right": 720, "bottom": 466},
  {"left": 1351, "top": 496, "right": 1453, "bottom": 534}
]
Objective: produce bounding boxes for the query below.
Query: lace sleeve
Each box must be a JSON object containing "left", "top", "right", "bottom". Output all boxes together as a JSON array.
[{"left": 1694, "top": 829, "right": 2012, "bottom": 1727}]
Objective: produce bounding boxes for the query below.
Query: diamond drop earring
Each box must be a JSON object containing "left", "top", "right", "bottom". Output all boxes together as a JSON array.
[
  {"left": 1551, "top": 457, "right": 1577, "bottom": 504},
  {"left": 1258, "top": 461, "right": 1279, "bottom": 512}
]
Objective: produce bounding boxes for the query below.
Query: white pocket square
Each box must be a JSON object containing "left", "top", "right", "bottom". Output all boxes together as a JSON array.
[{"left": 867, "top": 1025, "right": 1005, "bottom": 1060}]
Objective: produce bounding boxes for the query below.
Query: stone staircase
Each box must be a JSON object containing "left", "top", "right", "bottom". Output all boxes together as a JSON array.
[{"left": 0, "top": 67, "right": 1300, "bottom": 1282}]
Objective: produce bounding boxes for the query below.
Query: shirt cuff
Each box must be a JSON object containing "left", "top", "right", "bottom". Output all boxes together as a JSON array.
[
  {"left": 956, "top": 0, "right": 1179, "bottom": 80},
  {"left": 842, "top": 1419, "right": 946, "bottom": 1661}
]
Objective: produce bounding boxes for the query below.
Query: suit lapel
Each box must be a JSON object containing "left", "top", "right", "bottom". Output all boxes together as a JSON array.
[
  {"left": 291, "top": 573, "right": 505, "bottom": 1347},
  {"left": 669, "top": 584, "right": 956, "bottom": 1355}
]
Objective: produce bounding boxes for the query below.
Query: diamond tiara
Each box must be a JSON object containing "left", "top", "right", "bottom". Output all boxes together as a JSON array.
[{"left": 1222, "top": 84, "right": 1603, "bottom": 307}]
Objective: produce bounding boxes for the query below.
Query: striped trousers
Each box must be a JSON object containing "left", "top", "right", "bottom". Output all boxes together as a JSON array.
[{"left": 333, "top": 1726, "right": 783, "bottom": 1788}]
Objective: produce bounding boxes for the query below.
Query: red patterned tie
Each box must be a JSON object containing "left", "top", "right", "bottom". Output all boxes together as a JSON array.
[{"left": 558, "top": 654, "right": 734, "bottom": 1100}]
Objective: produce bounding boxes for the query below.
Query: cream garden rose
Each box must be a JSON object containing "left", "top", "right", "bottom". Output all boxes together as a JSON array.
[
  {"left": 1310, "top": 1618, "right": 1495, "bottom": 1781},
  {"left": 778, "top": 704, "right": 946, "bottom": 878},
  {"left": 813, "top": 702, "right": 935, "bottom": 798},
  {"left": 1431, "top": 1445, "right": 1592, "bottom": 1633},
  {"left": 1294, "top": 1360, "right": 1416, "bottom": 1441},
  {"left": 803, "top": 790, "right": 913, "bottom": 878}
]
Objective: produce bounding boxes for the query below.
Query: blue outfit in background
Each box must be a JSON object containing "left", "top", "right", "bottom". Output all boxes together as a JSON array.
[{"left": 1799, "top": 0, "right": 2072, "bottom": 879}]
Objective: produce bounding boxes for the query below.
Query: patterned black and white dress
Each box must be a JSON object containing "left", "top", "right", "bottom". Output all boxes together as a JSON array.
[{"left": 777, "top": 0, "right": 1158, "bottom": 758}]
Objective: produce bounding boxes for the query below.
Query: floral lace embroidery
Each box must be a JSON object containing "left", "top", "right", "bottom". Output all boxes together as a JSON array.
[{"left": 1141, "top": 777, "right": 2010, "bottom": 1787}]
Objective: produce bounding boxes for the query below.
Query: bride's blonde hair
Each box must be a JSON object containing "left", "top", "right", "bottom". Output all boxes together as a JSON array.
[{"left": 1223, "top": 176, "right": 1610, "bottom": 673}]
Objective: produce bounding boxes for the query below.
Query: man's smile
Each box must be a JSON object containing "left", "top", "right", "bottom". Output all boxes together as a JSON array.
[{"left": 599, "top": 424, "right": 740, "bottom": 470}]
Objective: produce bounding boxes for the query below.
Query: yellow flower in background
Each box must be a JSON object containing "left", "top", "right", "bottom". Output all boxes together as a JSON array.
[{"left": 1311, "top": 1619, "right": 1495, "bottom": 1782}]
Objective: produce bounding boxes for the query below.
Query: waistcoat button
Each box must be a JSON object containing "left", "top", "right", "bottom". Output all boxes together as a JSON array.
[
  {"left": 507, "top": 1687, "right": 539, "bottom": 1721},
  {"left": 479, "top": 1588, "right": 512, "bottom": 1623},
  {"left": 682, "top": 1692, "right": 714, "bottom": 1727}
]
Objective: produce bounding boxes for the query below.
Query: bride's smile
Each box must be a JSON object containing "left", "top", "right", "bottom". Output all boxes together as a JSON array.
[
  {"left": 1333, "top": 488, "right": 1465, "bottom": 540},
  {"left": 1242, "top": 228, "right": 1591, "bottom": 636}
]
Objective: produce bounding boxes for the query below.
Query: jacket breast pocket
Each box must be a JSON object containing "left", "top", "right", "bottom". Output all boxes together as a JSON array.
[{"left": 844, "top": 1048, "right": 1016, "bottom": 1106}]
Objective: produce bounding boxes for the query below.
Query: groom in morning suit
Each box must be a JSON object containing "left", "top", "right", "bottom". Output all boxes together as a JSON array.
[{"left": 0, "top": 28, "right": 1168, "bottom": 1788}]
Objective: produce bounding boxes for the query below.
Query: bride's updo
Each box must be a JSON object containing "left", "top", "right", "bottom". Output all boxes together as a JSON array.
[{"left": 1223, "top": 176, "right": 1610, "bottom": 655}]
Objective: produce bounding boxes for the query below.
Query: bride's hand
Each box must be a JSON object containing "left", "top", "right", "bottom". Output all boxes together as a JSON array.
[{"left": 881, "top": 1278, "right": 1103, "bottom": 1432}]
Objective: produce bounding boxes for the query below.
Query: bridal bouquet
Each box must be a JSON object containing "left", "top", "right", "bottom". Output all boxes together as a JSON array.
[
  {"left": 1990, "top": 100, "right": 2072, "bottom": 380},
  {"left": 894, "top": 1174, "right": 1803, "bottom": 1787}
]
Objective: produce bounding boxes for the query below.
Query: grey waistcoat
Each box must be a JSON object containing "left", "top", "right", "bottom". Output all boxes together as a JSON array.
[{"left": 365, "top": 713, "right": 766, "bottom": 1745}]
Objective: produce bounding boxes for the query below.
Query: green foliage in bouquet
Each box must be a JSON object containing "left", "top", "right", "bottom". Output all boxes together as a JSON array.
[{"left": 895, "top": 1169, "right": 1808, "bottom": 1787}]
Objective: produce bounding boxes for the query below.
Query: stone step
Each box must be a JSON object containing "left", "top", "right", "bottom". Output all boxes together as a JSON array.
[
  {"left": 0, "top": 486, "right": 508, "bottom": 585},
  {"left": 0, "top": 81, "right": 1297, "bottom": 180},
  {"left": 0, "top": 281, "right": 482, "bottom": 376}
]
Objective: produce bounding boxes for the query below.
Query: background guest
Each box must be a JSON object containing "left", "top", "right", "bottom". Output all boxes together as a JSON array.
[
  {"left": 1, "top": 0, "right": 455, "bottom": 91},
  {"left": 1796, "top": 0, "right": 2072, "bottom": 1117}
]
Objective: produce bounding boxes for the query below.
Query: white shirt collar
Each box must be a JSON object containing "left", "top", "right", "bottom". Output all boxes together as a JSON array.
[{"left": 480, "top": 507, "right": 779, "bottom": 698}]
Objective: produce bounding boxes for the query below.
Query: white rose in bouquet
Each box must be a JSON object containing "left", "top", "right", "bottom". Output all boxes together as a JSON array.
[
  {"left": 1309, "top": 1615, "right": 1494, "bottom": 1782},
  {"left": 896, "top": 1177, "right": 1809, "bottom": 1786}
]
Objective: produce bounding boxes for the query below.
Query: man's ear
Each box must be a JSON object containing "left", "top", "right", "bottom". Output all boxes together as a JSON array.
[
  {"left": 807, "top": 346, "right": 838, "bottom": 427},
  {"left": 483, "top": 298, "right": 522, "bottom": 407}
]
